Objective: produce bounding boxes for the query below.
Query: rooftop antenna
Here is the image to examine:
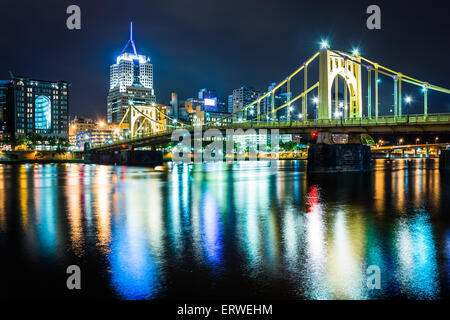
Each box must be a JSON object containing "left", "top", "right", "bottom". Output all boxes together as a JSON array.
[
  {"left": 121, "top": 21, "right": 138, "bottom": 55},
  {"left": 8, "top": 71, "right": 14, "bottom": 79}
]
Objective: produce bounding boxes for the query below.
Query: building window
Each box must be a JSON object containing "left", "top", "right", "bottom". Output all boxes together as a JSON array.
[{"left": 35, "top": 95, "right": 52, "bottom": 130}]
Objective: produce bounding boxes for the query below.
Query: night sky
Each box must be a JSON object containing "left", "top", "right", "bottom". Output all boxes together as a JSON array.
[{"left": 1, "top": 0, "right": 449, "bottom": 119}]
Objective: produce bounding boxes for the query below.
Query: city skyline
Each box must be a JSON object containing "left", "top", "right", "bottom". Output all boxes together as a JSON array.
[
  {"left": 2, "top": 0, "right": 450, "bottom": 306},
  {"left": 2, "top": 0, "right": 450, "bottom": 119}
]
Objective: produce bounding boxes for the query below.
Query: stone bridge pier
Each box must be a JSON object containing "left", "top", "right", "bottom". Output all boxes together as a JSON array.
[{"left": 307, "top": 132, "right": 372, "bottom": 173}]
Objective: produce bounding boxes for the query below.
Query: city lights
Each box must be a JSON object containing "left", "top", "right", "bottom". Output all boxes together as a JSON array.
[{"left": 2, "top": 2, "right": 450, "bottom": 304}]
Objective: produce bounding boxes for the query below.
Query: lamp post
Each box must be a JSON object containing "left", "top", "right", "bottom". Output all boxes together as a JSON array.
[
  {"left": 313, "top": 97, "right": 319, "bottom": 120},
  {"left": 405, "top": 96, "right": 412, "bottom": 123},
  {"left": 338, "top": 101, "right": 344, "bottom": 125}
]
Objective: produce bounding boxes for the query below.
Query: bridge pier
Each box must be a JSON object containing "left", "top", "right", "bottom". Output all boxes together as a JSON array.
[
  {"left": 307, "top": 143, "right": 372, "bottom": 173},
  {"left": 439, "top": 150, "right": 450, "bottom": 170},
  {"left": 84, "top": 150, "right": 163, "bottom": 166}
]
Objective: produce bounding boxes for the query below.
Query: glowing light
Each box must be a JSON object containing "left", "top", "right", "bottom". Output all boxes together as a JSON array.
[
  {"left": 405, "top": 96, "right": 412, "bottom": 104},
  {"left": 298, "top": 114, "right": 303, "bottom": 119},
  {"left": 312, "top": 97, "right": 319, "bottom": 105},
  {"left": 352, "top": 48, "right": 359, "bottom": 56},
  {"left": 334, "top": 111, "right": 343, "bottom": 118},
  {"left": 320, "top": 40, "right": 329, "bottom": 49},
  {"left": 204, "top": 98, "right": 216, "bottom": 106}
]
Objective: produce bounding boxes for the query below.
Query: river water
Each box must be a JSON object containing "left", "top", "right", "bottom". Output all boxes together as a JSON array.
[{"left": 0, "top": 159, "right": 449, "bottom": 299}]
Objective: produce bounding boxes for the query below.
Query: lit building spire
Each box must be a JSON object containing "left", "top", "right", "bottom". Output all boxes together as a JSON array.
[{"left": 122, "top": 21, "right": 137, "bottom": 55}]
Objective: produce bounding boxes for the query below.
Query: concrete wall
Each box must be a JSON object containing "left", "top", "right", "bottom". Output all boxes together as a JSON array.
[
  {"left": 0, "top": 150, "right": 80, "bottom": 161},
  {"left": 307, "top": 143, "right": 372, "bottom": 173}
]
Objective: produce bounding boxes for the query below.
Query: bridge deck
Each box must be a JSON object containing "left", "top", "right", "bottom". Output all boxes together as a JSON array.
[{"left": 92, "top": 114, "right": 450, "bottom": 151}]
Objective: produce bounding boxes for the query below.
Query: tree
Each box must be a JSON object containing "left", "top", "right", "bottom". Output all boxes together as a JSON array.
[
  {"left": 56, "top": 137, "right": 70, "bottom": 152},
  {"left": 25, "top": 133, "right": 44, "bottom": 150},
  {"left": 46, "top": 137, "right": 56, "bottom": 150}
]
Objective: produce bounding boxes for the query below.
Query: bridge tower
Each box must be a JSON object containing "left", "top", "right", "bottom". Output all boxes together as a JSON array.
[
  {"left": 118, "top": 105, "right": 166, "bottom": 137},
  {"left": 318, "top": 49, "right": 362, "bottom": 119}
]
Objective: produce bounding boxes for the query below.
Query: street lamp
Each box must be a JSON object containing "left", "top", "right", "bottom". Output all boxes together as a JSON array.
[
  {"left": 312, "top": 97, "right": 319, "bottom": 120},
  {"left": 405, "top": 96, "right": 412, "bottom": 122},
  {"left": 338, "top": 101, "right": 345, "bottom": 124},
  {"left": 320, "top": 40, "right": 329, "bottom": 50}
]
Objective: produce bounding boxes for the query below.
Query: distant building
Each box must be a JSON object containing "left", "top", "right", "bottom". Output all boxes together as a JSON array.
[
  {"left": 189, "top": 105, "right": 232, "bottom": 126},
  {"left": 75, "top": 129, "right": 115, "bottom": 149},
  {"left": 2, "top": 76, "right": 69, "bottom": 137},
  {"left": 231, "top": 86, "right": 259, "bottom": 121},
  {"left": 198, "top": 88, "right": 217, "bottom": 100},
  {"left": 261, "top": 82, "right": 292, "bottom": 121},
  {"left": 69, "top": 116, "right": 116, "bottom": 147},
  {"left": 0, "top": 80, "right": 9, "bottom": 131},
  {"left": 170, "top": 92, "right": 178, "bottom": 119},
  {"left": 69, "top": 116, "right": 119, "bottom": 148},
  {"left": 228, "top": 94, "right": 233, "bottom": 114},
  {"left": 107, "top": 22, "right": 156, "bottom": 124}
]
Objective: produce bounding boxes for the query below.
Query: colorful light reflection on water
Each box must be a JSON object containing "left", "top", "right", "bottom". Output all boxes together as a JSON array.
[{"left": 0, "top": 159, "right": 449, "bottom": 299}]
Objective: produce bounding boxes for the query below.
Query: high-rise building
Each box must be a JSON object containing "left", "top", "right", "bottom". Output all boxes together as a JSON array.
[
  {"left": 197, "top": 88, "right": 219, "bottom": 112},
  {"left": 170, "top": 92, "right": 178, "bottom": 119},
  {"left": 107, "top": 22, "right": 156, "bottom": 124},
  {"left": 198, "top": 88, "right": 217, "bottom": 100},
  {"left": 2, "top": 76, "right": 69, "bottom": 137},
  {"left": 228, "top": 94, "right": 233, "bottom": 114},
  {"left": 262, "top": 82, "right": 292, "bottom": 120},
  {"left": 231, "top": 86, "right": 259, "bottom": 121},
  {"left": 0, "top": 80, "right": 9, "bottom": 131}
]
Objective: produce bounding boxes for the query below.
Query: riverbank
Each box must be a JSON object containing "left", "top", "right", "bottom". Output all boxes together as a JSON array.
[{"left": 0, "top": 159, "right": 84, "bottom": 164}]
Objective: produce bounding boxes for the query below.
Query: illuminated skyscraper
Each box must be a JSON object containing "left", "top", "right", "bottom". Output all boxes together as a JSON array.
[{"left": 107, "top": 22, "right": 156, "bottom": 124}]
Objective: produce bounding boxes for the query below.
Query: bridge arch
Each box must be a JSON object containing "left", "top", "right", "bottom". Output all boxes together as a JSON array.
[
  {"left": 318, "top": 50, "right": 362, "bottom": 119},
  {"left": 129, "top": 105, "right": 165, "bottom": 136}
]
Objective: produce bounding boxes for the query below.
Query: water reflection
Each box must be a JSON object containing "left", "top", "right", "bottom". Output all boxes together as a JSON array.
[{"left": 0, "top": 159, "right": 448, "bottom": 299}]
